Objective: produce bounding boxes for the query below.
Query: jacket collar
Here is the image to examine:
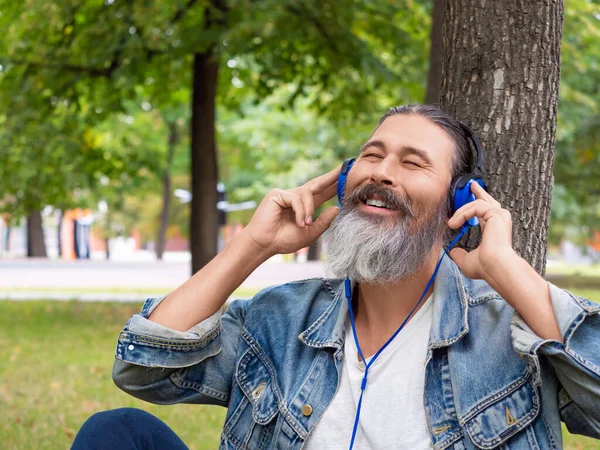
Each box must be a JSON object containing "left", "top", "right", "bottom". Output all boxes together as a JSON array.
[
  {"left": 426, "top": 253, "right": 470, "bottom": 350},
  {"left": 298, "top": 279, "right": 348, "bottom": 351},
  {"left": 298, "top": 254, "right": 470, "bottom": 351}
]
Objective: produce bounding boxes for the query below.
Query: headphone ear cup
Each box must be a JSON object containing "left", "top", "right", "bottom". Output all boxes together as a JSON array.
[
  {"left": 452, "top": 175, "right": 474, "bottom": 213},
  {"left": 452, "top": 176, "right": 486, "bottom": 227},
  {"left": 337, "top": 158, "right": 356, "bottom": 208}
]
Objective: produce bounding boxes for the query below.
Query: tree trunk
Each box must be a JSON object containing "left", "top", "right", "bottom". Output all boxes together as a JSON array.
[
  {"left": 5, "top": 226, "right": 10, "bottom": 253},
  {"left": 439, "top": 0, "right": 564, "bottom": 275},
  {"left": 156, "top": 120, "right": 178, "bottom": 261},
  {"left": 425, "top": 0, "right": 445, "bottom": 105},
  {"left": 57, "top": 209, "right": 62, "bottom": 257},
  {"left": 105, "top": 237, "right": 111, "bottom": 260},
  {"left": 191, "top": 52, "right": 220, "bottom": 275},
  {"left": 105, "top": 211, "right": 112, "bottom": 260},
  {"left": 27, "top": 210, "right": 47, "bottom": 258}
]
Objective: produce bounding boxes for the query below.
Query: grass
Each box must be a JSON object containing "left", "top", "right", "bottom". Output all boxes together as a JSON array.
[
  {"left": 546, "top": 261, "right": 600, "bottom": 277},
  {"left": 0, "top": 300, "right": 226, "bottom": 450},
  {"left": 568, "top": 288, "right": 600, "bottom": 303},
  {"left": 1, "top": 299, "right": 599, "bottom": 449}
]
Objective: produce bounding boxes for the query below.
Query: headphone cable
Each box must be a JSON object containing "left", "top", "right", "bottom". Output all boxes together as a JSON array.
[{"left": 345, "top": 224, "right": 470, "bottom": 450}]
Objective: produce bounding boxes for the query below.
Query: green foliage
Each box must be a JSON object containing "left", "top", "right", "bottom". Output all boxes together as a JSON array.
[
  {"left": 217, "top": 92, "right": 370, "bottom": 225},
  {"left": 550, "top": 0, "right": 600, "bottom": 245},
  {"left": 0, "top": 0, "right": 194, "bottom": 220},
  {"left": 220, "top": 0, "right": 430, "bottom": 120},
  {"left": 0, "top": 0, "right": 432, "bottom": 244},
  {"left": 89, "top": 102, "right": 190, "bottom": 242},
  {"left": 216, "top": 0, "right": 432, "bottom": 224},
  {"left": 1, "top": 0, "right": 598, "bottom": 249},
  {"left": 0, "top": 0, "right": 431, "bottom": 235}
]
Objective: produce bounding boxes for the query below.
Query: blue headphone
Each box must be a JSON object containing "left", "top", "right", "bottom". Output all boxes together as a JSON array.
[{"left": 337, "top": 123, "right": 487, "bottom": 228}]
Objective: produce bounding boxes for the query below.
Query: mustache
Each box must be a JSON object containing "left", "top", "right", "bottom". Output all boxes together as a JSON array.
[{"left": 343, "top": 184, "right": 415, "bottom": 218}]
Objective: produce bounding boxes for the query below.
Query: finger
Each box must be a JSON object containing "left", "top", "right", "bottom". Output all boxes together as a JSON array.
[
  {"left": 449, "top": 202, "right": 511, "bottom": 231},
  {"left": 448, "top": 248, "right": 478, "bottom": 277},
  {"left": 307, "top": 206, "right": 340, "bottom": 239},
  {"left": 447, "top": 200, "right": 493, "bottom": 229},
  {"left": 304, "top": 164, "right": 343, "bottom": 194},
  {"left": 297, "top": 188, "right": 315, "bottom": 225},
  {"left": 272, "top": 190, "right": 306, "bottom": 227},
  {"left": 290, "top": 194, "right": 307, "bottom": 227},
  {"left": 471, "top": 182, "right": 501, "bottom": 207}
]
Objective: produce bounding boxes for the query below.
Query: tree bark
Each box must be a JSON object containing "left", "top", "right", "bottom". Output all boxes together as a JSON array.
[
  {"left": 425, "top": 0, "right": 445, "bottom": 105},
  {"left": 156, "top": 120, "right": 178, "bottom": 261},
  {"left": 191, "top": 52, "right": 220, "bottom": 274},
  {"left": 439, "top": 0, "right": 564, "bottom": 275},
  {"left": 27, "top": 210, "right": 47, "bottom": 258}
]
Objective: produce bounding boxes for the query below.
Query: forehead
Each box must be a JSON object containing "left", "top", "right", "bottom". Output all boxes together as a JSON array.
[{"left": 371, "top": 114, "right": 455, "bottom": 167}]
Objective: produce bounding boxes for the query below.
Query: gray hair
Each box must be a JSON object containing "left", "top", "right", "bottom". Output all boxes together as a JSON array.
[{"left": 325, "top": 183, "right": 448, "bottom": 284}]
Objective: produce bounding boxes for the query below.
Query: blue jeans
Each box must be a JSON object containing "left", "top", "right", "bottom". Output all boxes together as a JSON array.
[{"left": 71, "top": 408, "right": 189, "bottom": 450}]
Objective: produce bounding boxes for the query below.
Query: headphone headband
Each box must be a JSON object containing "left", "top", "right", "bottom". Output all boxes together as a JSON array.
[
  {"left": 458, "top": 123, "right": 485, "bottom": 184},
  {"left": 452, "top": 123, "right": 487, "bottom": 223}
]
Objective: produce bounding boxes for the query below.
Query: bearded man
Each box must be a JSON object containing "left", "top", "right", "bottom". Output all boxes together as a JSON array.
[{"left": 72, "top": 104, "right": 600, "bottom": 450}]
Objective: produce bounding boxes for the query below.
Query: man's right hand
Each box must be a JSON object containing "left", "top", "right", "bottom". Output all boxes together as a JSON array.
[
  {"left": 242, "top": 164, "right": 342, "bottom": 257},
  {"left": 149, "top": 164, "right": 343, "bottom": 332}
]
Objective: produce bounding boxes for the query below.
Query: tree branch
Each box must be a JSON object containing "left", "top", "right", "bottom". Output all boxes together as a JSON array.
[
  {"left": 4, "top": 0, "right": 202, "bottom": 78},
  {"left": 286, "top": 4, "right": 341, "bottom": 55},
  {"left": 172, "top": 0, "right": 200, "bottom": 24}
]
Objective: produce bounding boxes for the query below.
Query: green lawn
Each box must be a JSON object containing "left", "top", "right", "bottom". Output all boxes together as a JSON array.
[
  {"left": 547, "top": 261, "right": 600, "bottom": 278},
  {"left": 1, "top": 298, "right": 599, "bottom": 449},
  {"left": 0, "top": 301, "right": 226, "bottom": 450}
]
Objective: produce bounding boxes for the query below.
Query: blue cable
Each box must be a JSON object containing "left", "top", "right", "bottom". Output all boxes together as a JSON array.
[{"left": 346, "top": 224, "right": 470, "bottom": 450}]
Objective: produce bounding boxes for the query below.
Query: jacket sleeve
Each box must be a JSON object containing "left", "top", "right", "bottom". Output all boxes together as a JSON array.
[
  {"left": 510, "top": 282, "right": 600, "bottom": 438},
  {"left": 112, "top": 296, "right": 248, "bottom": 407}
]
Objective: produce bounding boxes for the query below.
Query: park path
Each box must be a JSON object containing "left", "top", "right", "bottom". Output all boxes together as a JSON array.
[{"left": 0, "top": 258, "right": 329, "bottom": 302}]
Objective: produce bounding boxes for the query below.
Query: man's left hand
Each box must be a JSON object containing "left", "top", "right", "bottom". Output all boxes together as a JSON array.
[
  {"left": 446, "top": 182, "right": 562, "bottom": 342},
  {"left": 446, "top": 182, "right": 517, "bottom": 282}
]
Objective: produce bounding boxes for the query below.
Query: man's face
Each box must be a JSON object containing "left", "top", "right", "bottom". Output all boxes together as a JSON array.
[
  {"left": 345, "top": 114, "right": 455, "bottom": 229},
  {"left": 325, "top": 114, "right": 456, "bottom": 283}
]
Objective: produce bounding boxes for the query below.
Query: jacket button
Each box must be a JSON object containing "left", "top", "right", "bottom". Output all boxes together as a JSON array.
[{"left": 301, "top": 404, "right": 313, "bottom": 417}]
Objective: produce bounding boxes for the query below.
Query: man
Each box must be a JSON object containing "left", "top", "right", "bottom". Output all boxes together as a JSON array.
[{"left": 72, "top": 104, "right": 600, "bottom": 449}]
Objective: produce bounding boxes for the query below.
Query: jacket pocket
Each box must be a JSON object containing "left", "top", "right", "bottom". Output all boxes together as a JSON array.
[
  {"left": 236, "top": 346, "right": 280, "bottom": 425},
  {"left": 463, "top": 374, "right": 540, "bottom": 449},
  {"left": 221, "top": 345, "right": 281, "bottom": 449}
]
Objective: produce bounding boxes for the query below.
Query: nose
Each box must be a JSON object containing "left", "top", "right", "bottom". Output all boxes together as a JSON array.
[{"left": 370, "top": 158, "right": 396, "bottom": 187}]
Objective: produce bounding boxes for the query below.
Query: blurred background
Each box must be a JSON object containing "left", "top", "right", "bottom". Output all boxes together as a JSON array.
[{"left": 0, "top": 0, "right": 599, "bottom": 449}]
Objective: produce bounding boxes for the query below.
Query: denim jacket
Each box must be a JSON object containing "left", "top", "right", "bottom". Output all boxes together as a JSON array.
[{"left": 113, "top": 256, "right": 600, "bottom": 449}]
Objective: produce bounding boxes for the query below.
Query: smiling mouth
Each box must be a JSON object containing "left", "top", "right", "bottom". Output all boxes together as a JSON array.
[
  {"left": 349, "top": 184, "right": 412, "bottom": 216},
  {"left": 363, "top": 199, "right": 395, "bottom": 210}
]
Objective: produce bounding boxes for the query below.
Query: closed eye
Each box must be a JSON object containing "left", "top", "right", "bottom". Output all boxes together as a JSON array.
[
  {"left": 363, "top": 153, "right": 383, "bottom": 159},
  {"left": 404, "top": 160, "right": 422, "bottom": 168}
]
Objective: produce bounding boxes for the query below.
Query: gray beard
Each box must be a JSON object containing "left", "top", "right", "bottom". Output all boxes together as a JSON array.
[{"left": 325, "top": 197, "right": 448, "bottom": 284}]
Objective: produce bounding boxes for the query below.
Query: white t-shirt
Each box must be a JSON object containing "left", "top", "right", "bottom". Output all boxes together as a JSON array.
[{"left": 304, "top": 297, "right": 434, "bottom": 450}]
